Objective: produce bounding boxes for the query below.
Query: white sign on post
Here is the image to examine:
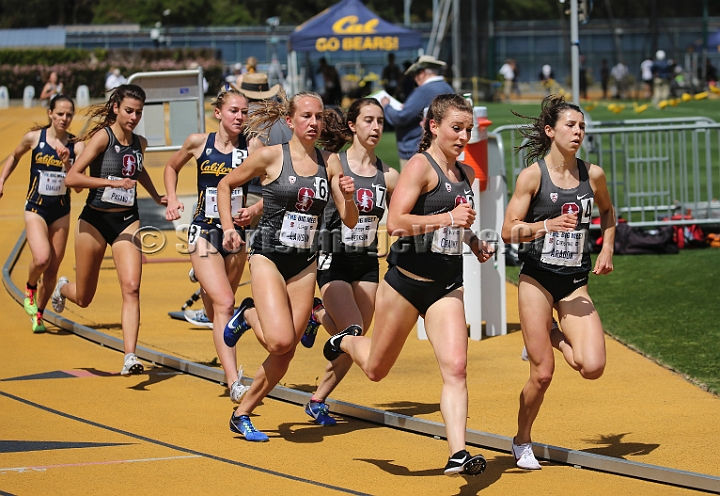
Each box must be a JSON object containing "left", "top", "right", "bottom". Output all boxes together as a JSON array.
[
  {"left": 23, "top": 86, "right": 35, "bottom": 108},
  {"left": 0, "top": 86, "right": 8, "bottom": 109}
]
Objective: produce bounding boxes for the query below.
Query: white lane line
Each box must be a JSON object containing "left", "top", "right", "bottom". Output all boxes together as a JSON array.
[{"left": 0, "top": 455, "right": 201, "bottom": 473}]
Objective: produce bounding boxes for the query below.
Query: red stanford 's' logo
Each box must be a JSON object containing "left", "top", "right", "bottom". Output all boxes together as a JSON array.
[
  {"left": 122, "top": 154, "right": 136, "bottom": 176},
  {"left": 455, "top": 195, "right": 468, "bottom": 206},
  {"left": 356, "top": 188, "right": 374, "bottom": 212},
  {"left": 561, "top": 202, "right": 579, "bottom": 215},
  {"left": 295, "top": 187, "right": 315, "bottom": 212}
]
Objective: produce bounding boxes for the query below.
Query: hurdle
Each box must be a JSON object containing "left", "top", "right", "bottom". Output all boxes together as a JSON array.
[{"left": 3, "top": 230, "right": 719, "bottom": 493}]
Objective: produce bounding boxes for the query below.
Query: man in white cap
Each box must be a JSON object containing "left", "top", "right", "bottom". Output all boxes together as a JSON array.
[
  {"left": 381, "top": 54, "right": 454, "bottom": 168},
  {"left": 652, "top": 50, "right": 671, "bottom": 108}
]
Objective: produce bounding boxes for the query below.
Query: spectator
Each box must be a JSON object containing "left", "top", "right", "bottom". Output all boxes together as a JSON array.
[
  {"left": 640, "top": 56, "right": 654, "bottom": 99},
  {"left": 39, "top": 71, "right": 62, "bottom": 107},
  {"left": 245, "top": 56, "right": 258, "bottom": 75},
  {"left": 512, "top": 61, "right": 522, "bottom": 98},
  {"left": 317, "top": 57, "right": 343, "bottom": 106},
  {"left": 381, "top": 54, "right": 453, "bottom": 168},
  {"left": 381, "top": 52, "right": 402, "bottom": 99},
  {"left": 398, "top": 60, "right": 415, "bottom": 102},
  {"left": 703, "top": 59, "right": 717, "bottom": 85},
  {"left": 104, "top": 68, "right": 126, "bottom": 98},
  {"left": 600, "top": 59, "right": 610, "bottom": 99},
  {"left": 652, "top": 50, "right": 671, "bottom": 108},
  {"left": 539, "top": 64, "right": 554, "bottom": 95},
  {"left": 499, "top": 59, "right": 515, "bottom": 101},
  {"left": 226, "top": 63, "right": 243, "bottom": 87},
  {"left": 610, "top": 61, "right": 629, "bottom": 99}
]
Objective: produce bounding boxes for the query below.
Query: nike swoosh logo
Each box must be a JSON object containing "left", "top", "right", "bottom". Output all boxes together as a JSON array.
[
  {"left": 445, "top": 283, "right": 455, "bottom": 290},
  {"left": 573, "top": 278, "right": 587, "bottom": 284},
  {"left": 464, "top": 190, "right": 472, "bottom": 195},
  {"left": 123, "top": 215, "right": 133, "bottom": 221},
  {"left": 577, "top": 194, "right": 589, "bottom": 200},
  {"left": 227, "top": 310, "right": 243, "bottom": 330}
]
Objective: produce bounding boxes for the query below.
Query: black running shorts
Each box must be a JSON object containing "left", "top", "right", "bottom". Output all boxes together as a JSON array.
[
  {"left": 520, "top": 263, "right": 589, "bottom": 303},
  {"left": 384, "top": 264, "right": 463, "bottom": 315}
]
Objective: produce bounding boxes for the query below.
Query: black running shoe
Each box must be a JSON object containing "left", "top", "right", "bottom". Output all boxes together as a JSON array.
[
  {"left": 322, "top": 324, "right": 362, "bottom": 361},
  {"left": 444, "top": 450, "right": 487, "bottom": 476}
]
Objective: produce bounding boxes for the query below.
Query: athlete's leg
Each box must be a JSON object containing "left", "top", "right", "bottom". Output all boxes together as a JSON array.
[
  {"left": 423, "top": 289, "right": 470, "bottom": 456},
  {"left": 234, "top": 259, "right": 316, "bottom": 416},
  {"left": 110, "top": 221, "right": 143, "bottom": 355},
  {"left": 36, "top": 214, "right": 70, "bottom": 311},
  {"left": 24, "top": 211, "right": 53, "bottom": 287},
  {"left": 61, "top": 219, "right": 106, "bottom": 307},
  {"left": 556, "top": 285, "right": 606, "bottom": 380},
  {"left": 515, "top": 274, "right": 556, "bottom": 445},
  {"left": 190, "top": 238, "right": 245, "bottom": 386},
  {"left": 313, "top": 280, "right": 378, "bottom": 401},
  {"left": 341, "top": 280, "right": 418, "bottom": 382}
]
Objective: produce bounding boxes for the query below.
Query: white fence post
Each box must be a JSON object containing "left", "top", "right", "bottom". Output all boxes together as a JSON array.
[
  {"left": 76, "top": 85, "right": 90, "bottom": 107},
  {"left": 23, "top": 86, "right": 35, "bottom": 108},
  {"left": 0, "top": 86, "right": 8, "bottom": 109}
]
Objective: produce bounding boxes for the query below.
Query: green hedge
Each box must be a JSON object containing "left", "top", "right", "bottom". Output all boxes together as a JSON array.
[{"left": 0, "top": 48, "right": 224, "bottom": 99}]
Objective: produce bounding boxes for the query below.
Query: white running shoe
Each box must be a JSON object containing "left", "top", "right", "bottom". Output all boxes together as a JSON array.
[
  {"left": 121, "top": 354, "right": 144, "bottom": 376},
  {"left": 229, "top": 366, "right": 249, "bottom": 403},
  {"left": 184, "top": 308, "right": 212, "bottom": 328},
  {"left": 512, "top": 440, "right": 542, "bottom": 470},
  {"left": 51, "top": 276, "right": 69, "bottom": 313}
]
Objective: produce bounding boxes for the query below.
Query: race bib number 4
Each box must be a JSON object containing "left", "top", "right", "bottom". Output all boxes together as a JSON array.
[
  {"left": 280, "top": 212, "right": 318, "bottom": 249},
  {"left": 101, "top": 175, "right": 135, "bottom": 206},
  {"left": 38, "top": 171, "right": 67, "bottom": 196},
  {"left": 204, "top": 187, "right": 244, "bottom": 218},
  {"left": 341, "top": 215, "right": 379, "bottom": 247},
  {"left": 431, "top": 226, "right": 464, "bottom": 255},
  {"left": 540, "top": 230, "right": 586, "bottom": 267}
]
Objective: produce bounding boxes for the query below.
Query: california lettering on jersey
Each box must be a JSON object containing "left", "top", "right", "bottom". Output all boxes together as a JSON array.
[
  {"left": 199, "top": 160, "right": 233, "bottom": 177},
  {"left": 34, "top": 152, "right": 64, "bottom": 167}
]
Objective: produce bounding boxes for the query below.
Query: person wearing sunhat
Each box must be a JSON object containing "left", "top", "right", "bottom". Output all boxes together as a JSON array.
[{"left": 381, "top": 55, "right": 454, "bottom": 168}]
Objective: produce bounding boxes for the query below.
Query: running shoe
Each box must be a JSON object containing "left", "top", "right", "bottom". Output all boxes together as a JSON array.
[
  {"left": 223, "top": 297, "right": 254, "bottom": 347},
  {"left": 31, "top": 312, "right": 46, "bottom": 333},
  {"left": 323, "top": 324, "right": 362, "bottom": 362},
  {"left": 184, "top": 308, "right": 212, "bottom": 328},
  {"left": 229, "top": 414, "right": 269, "bottom": 442},
  {"left": 511, "top": 440, "right": 542, "bottom": 470},
  {"left": 229, "top": 366, "right": 249, "bottom": 403},
  {"left": 444, "top": 450, "right": 487, "bottom": 476},
  {"left": 301, "top": 297, "right": 323, "bottom": 348},
  {"left": 120, "top": 354, "right": 144, "bottom": 376},
  {"left": 23, "top": 286, "right": 38, "bottom": 315},
  {"left": 51, "top": 276, "right": 68, "bottom": 313},
  {"left": 305, "top": 400, "right": 337, "bottom": 426}
]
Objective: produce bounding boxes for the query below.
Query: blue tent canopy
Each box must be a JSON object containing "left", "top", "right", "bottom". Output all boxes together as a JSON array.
[
  {"left": 709, "top": 29, "right": 720, "bottom": 48},
  {"left": 288, "top": 0, "right": 422, "bottom": 54}
]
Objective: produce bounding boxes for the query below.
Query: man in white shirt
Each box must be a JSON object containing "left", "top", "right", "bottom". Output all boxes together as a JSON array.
[{"left": 499, "top": 59, "right": 515, "bottom": 101}]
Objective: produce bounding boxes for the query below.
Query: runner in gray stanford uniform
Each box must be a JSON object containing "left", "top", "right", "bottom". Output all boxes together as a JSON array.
[
  {"left": 52, "top": 85, "right": 166, "bottom": 377},
  {"left": 216, "top": 91, "right": 359, "bottom": 442},
  {"left": 323, "top": 94, "right": 494, "bottom": 476},
  {"left": 300, "top": 98, "right": 399, "bottom": 426},
  {"left": 502, "top": 95, "right": 616, "bottom": 471}
]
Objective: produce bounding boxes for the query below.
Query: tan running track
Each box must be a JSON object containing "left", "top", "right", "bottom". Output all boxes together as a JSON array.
[{"left": 1, "top": 105, "right": 719, "bottom": 495}]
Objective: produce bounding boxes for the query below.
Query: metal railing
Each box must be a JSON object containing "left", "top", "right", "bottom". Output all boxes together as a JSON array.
[{"left": 492, "top": 117, "right": 720, "bottom": 227}]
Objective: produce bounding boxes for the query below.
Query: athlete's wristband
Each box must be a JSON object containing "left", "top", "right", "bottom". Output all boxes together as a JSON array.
[
  {"left": 448, "top": 211, "right": 455, "bottom": 228},
  {"left": 543, "top": 219, "right": 549, "bottom": 233}
]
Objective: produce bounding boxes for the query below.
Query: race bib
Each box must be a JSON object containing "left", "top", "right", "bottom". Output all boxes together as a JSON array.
[
  {"left": 38, "top": 171, "right": 67, "bottom": 196},
  {"left": 540, "top": 230, "right": 586, "bottom": 267},
  {"left": 101, "top": 175, "right": 135, "bottom": 206},
  {"left": 341, "top": 215, "right": 379, "bottom": 247},
  {"left": 431, "top": 226, "right": 464, "bottom": 255},
  {"left": 280, "top": 211, "right": 318, "bottom": 249},
  {"left": 204, "top": 187, "right": 244, "bottom": 219}
]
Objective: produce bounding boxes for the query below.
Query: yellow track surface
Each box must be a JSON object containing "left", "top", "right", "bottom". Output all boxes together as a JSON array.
[{"left": 1, "top": 105, "right": 719, "bottom": 495}]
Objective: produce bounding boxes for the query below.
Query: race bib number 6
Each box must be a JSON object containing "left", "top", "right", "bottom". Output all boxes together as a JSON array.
[{"left": 280, "top": 212, "right": 318, "bottom": 249}]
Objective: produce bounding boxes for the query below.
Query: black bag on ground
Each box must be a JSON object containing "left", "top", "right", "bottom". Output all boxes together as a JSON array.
[{"left": 614, "top": 223, "right": 679, "bottom": 255}]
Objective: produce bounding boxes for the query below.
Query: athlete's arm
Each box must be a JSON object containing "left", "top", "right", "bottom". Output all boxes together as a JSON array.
[
  {"left": 387, "top": 154, "right": 475, "bottom": 237},
  {"left": 65, "top": 130, "right": 134, "bottom": 190},
  {"left": 589, "top": 164, "right": 615, "bottom": 275},
  {"left": 164, "top": 133, "right": 206, "bottom": 220},
  {"left": 68, "top": 140, "right": 86, "bottom": 193},
  {"left": 327, "top": 152, "right": 358, "bottom": 229},
  {"left": 0, "top": 131, "right": 36, "bottom": 199},
  {"left": 383, "top": 164, "right": 400, "bottom": 204},
  {"left": 136, "top": 137, "right": 165, "bottom": 205}
]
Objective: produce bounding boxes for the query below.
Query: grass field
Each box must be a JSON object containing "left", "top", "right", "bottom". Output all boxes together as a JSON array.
[{"left": 373, "top": 96, "right": 720, "bottom": 396}]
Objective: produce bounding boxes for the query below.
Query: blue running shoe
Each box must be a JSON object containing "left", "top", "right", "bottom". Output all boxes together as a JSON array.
[
  {"left": 301, "top": 297, "right": 323, "bottom": 348},
  {"left": 305, "top": 400, "right": 337, "bottom": 426},
  {"left": 229, "top": 414, "right": 269, "bottom": 442},
  {"left": 323, "top": 324, "right": 362, "bottom": 361},
  {"left": 224, "top": 297, "right": 254, "bottom": 347}
]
